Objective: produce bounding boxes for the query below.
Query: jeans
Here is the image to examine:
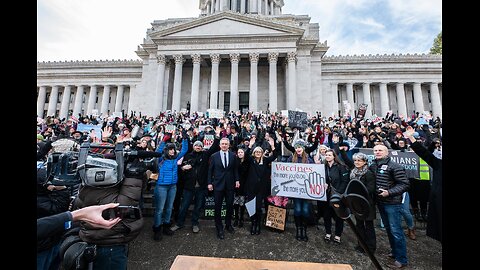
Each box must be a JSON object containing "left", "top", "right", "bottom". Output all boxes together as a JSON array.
[
  {"left": 401, "top": 192, "right": 414, "bottom": 229},
  {"left": 153, "top": 184, "right": 177, "bottom": 227},
  {"left": 293, "top": 198, "right": 311, "bottom": 218},
  {"left": 37, "top": 242, "right": 61, "bottom": 270},
  {"left": 93, "top": 244, "right": 128, "bottom": 270},
  {"left": 378, "top": 203, "right": 408, "bottom": 265},
  {"left": 177, "top": 187, "right": 207, "bottom": 227}
]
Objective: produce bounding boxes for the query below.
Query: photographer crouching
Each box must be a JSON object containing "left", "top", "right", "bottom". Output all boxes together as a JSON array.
[{"left": 71, "top": 140, "right": 160, "bottom": 269}]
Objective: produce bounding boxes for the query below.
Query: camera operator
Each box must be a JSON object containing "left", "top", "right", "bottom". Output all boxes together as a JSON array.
[{"left": 72, "top": 142, "right": 148, "bottom": 270}]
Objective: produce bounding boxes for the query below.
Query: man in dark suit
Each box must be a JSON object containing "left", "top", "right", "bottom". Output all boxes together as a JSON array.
[{"left": 208, "top": 138, "right": 240, "bottom": 239}]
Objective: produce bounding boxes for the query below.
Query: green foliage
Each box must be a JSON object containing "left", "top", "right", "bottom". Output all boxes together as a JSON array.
[{"left": 430, "top": 31, "right": 442, "bottom": 55}]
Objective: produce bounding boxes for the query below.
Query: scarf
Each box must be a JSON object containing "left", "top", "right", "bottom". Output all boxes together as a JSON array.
[{"left": 350, "top": 165, "right": 368, "bottom": 182}]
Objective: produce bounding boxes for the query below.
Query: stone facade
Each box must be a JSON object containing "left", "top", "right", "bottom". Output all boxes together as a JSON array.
[{"left": 37, "top": 0, "right": 442, "bottom": 119}]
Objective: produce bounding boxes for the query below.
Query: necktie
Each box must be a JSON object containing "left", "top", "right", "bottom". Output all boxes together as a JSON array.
[{"left": 224, "top": 152, "right": 228, "bottom": 168}]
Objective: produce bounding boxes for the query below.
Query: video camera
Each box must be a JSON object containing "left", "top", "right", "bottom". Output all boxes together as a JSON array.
[{"left": 47, "top": 142, "right": 161, "bottom": 188}]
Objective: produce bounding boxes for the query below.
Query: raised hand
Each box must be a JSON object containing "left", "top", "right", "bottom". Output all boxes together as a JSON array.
[{"left": 304, "top": 172, "right": 327, "bottom": 199}]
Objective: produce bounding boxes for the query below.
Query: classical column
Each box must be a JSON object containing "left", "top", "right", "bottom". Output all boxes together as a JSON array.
[
  {"left": 395, "top": 83, "right": 407, "bottom": 118},
  {"left": 171, "top": 54, "right": 184, "bottom": 112},
  {"left": 59, "top": 85, "right": 72, "bottom": 119},
  {"left": 240, "top": 0, "right": 246, "bottom": 13},
  {"left": 37, "top": 86, "right": 47, "bottom": 118},
  {"left": 270, "top": 0, "right": 274, "bottom": 15},
  {"left": 346, "top": 83, "right": 355, "bottom": 117},
  {"left": 100, "top": 85, "right": 111, "bottom": 116},
  {"left": 379, "top": 82, "right": 389, "bottom": 117},
  {"left": 163, "top": 63, "right": 171, "bottom": 110},
  {"left": 264, "top": 0, "right": 268, "bottom": 15},
  {"left": 207, "top": 1, "right": 211, "bottom": 14},
  {"left": 47, "top": 85, "right": 59, "bottom": 117},
  {"left": 287, "top": 52, "right": 297, "bottom": 110},
  {"left": 219, "top": 0, "right": 225, "bottom": 11},
  {"left": 284, "top": 61, "right": 289, "bottom": 110},
  {"left": 268, "top": 52, "right": 279, "bottom": 112},
  {"left": 362, "top": 83, "right": 372, "bottom": 119},
  {"left": 430, "top": 82, "right": 442, "bottom": 119},
  {"left": 86, "top": 85, "right": 97, "bottom": 115},
  {"left": 332, "top": 83, "right": 339, "bottom": 117},
  {"left": 257, "top": 0, "right": 262, "bottom": 14},
  {"left": 115, "top": 85, "right": 124, "bottom": 112},
  {"left": 250, "top": 0, "right": 257, "bottom": 13},
  {"left": 209, "top": 53, "right": 221, "bottom": 109},
  {"left": 216, "top": 0, "right": 220, "bottom": 12},
  {"left": 413, "top": 82, "right": 425, "bottom": 114},
  {"left": 73, "top": 85, "right": 84, "bottom": 117},
  {"left": 191, "top": 54, "right": 202, "bottom": 112},
  {"left": 249, "top": 52, "right": 259, "bottom": 112},
  {"left": 229, "top": 53, "right": 240, "bottom": 112},
  {"left": 155, "top": 54, "right": 166, "bottom": 114}
]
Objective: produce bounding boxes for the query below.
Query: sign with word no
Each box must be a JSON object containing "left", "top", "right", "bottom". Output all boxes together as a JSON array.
[{"left": 270, "top": 162, "right": 327, "bottom": 201}]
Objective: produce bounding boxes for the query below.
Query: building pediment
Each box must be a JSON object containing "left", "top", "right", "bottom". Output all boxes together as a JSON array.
[{"left": 150, "top": 12, "right": 304, "bottom": 41}]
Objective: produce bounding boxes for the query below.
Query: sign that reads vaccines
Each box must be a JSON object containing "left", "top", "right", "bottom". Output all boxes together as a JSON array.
[{"left": 270, "top": 162, "right": 328, "bottom": 201}]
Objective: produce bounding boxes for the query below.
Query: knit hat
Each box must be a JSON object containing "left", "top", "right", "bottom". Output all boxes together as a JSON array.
[
  {"left": 37, "top": 134, "right": 45, "bottom": 141},
  {"left": 193, "top": 141, "right": 204, "bottom": 148},
  {"left": 293, "top": 139, "right": 306, "bottom": 149}
]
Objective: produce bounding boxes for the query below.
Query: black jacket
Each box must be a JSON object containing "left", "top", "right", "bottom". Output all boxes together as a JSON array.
[
  {"left": 208, "top": 151, "right": 239, "bottom": 191},
  {"left": 325, "top": 162, "right": 350, "bottom": 196},
  {"left": 369, "top": 157, "right": 409, "bottom": 205},
  {"left": 181, "top": 137, "right": 220, "bottom": 190},
  {"left": 410, "top": 141, "right": 442, "bottom": 243}
]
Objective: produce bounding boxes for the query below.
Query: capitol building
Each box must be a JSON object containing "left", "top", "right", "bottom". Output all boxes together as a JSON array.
[{"left": 37, "top": 0, "right": 442, "bottom": 120}]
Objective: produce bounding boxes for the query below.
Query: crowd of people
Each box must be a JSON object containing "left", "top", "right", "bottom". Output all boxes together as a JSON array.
[{"left": 37, "top": 109, "right": 442, "bottom": 269}]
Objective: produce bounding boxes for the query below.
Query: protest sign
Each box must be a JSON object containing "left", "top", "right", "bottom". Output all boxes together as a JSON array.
[
  {"left": 358, "top": 148, "right": 426, "bottom": 179},
  {"left": 76, "top": 123, "right": 102, "bottom": 138},
  {"left": 288, "top": 110, "right": 308, "bottom": 129},
  {"left": 271, "top": 162, "right": 327, "bottom": 200},
  {"left": 357, "top": 104, "right": 368, "bottom": 119},
  {"left": 165, "top": 124, "right": 176, "bottom": 134},
  {"left": 207, "top": 109, "right": 224, "bottom": 119},
  {"left": 203, "top": 134, "right": 215, "bottom": 149},
  {"left": 203, "top": 196, "right": 226, "bottom": 219},
  {"left": 265, "top": 205, "right": 287, "bottom": 231}
]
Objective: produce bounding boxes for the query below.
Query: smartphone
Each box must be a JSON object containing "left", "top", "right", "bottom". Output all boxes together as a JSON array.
[{"left": 102, "top": 205, "right": 142, "bottom": 220}]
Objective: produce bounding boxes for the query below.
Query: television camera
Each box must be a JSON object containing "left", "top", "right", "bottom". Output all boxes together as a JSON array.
[{"left": 47, "top": 142, "right": 161, "bottom": 188}]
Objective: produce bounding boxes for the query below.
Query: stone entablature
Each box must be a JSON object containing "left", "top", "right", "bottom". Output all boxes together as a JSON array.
[{"left": 323, "top": 53, "right": 442, "bottom": 63}]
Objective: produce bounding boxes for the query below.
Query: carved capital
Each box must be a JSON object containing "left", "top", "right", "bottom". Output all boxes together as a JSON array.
[
  {"left": 191, "top": 54, "right": 202, "bottom": 64},
  {"left": 229, "top": 53, "right": 240, "bottom": 64},
  {"left": 156, "top": 54, "right": 166, "bottom": 64},
  {"left": 173, "top": 54, "right": 185, "bottom": 65},
  {"left": 249, "top": 52, "right": 259, "bottom": 63},
  {"left": 210, "top": 53, "right": 221, "bottom": 64},
  {"left": 287, "top": 52, "right": 297, "bottom": 63},
  {"left": 268, "top": 52, "right": 279, "bottom": 63}
]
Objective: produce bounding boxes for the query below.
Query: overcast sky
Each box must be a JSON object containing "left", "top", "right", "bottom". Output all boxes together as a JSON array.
[{"left": 37, "top": 0, "right": 442, "bottom": 62}]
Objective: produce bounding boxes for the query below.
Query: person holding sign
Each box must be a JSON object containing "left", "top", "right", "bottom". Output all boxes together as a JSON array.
[
  {"left": 286, "top": 139, "right": 314, "bottom": 242},
  {"left": 208, "top": 138, "right": 240, "bottom": 240},
  {"left": 244, "top": 134, "right": 281, "bottom": 235},
  {"left": 170, "top": 127, "right": 221, "bottom": 234},
  {"left": 322, "top": 149, "right": 350, "bottom": 244}
]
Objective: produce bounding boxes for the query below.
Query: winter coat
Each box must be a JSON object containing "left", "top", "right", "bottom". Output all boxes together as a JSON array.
[
  {"left": 74, "top": 176, "right": 144, "bottom": 245},
  {"left": 181, "top": 137, "right": 220, "bottom": 190},
  {"left": 156, "top": 139, "right": 189, "bottom": 185},
  {"left": 369, "top": 157, "right": 409, "bottom": 205},
  {"left": 410, "top": 141, "right": 442, "bottom": 243}
]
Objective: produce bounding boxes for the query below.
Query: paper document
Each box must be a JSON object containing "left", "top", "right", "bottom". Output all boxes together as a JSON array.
[{"left": 245, "top": 197, "right": 256, "bottom": 217}]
